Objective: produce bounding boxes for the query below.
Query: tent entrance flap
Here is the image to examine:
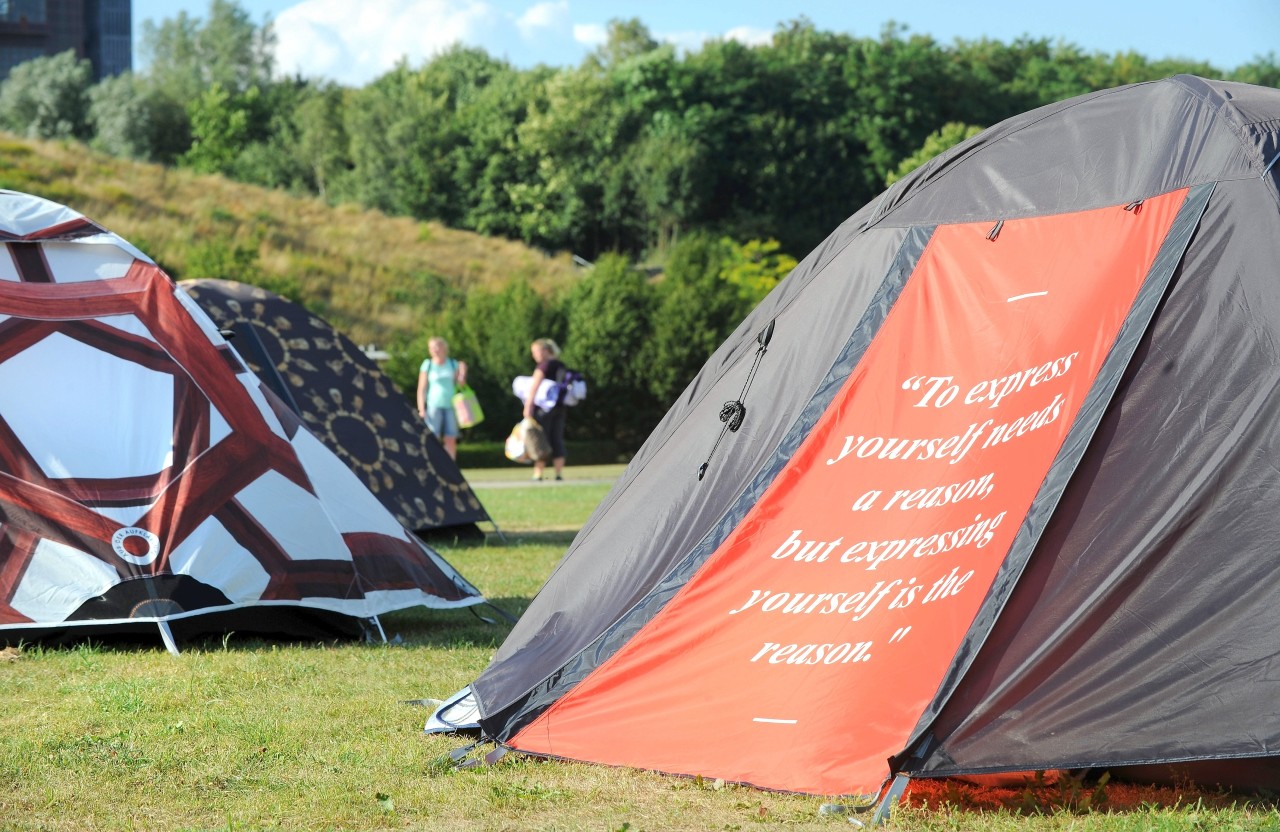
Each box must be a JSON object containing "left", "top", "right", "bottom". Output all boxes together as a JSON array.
[{"left": 507, "top": 189, "right": 1193, "bottom": 796}]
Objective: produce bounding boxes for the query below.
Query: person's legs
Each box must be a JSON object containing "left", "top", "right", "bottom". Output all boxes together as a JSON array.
[
  {"left": 532, "top": 407, "right": 547, "bottom": 478},
  {"left": 426, "top": 407, "right": 459, "bottom": 459},
  {"left": 424, "top": 407, "right": 445, "bottom": 437},
  {"left": 440, "top": 407, "right": 459, "bottom": 459},
  {"left": 546, "top": 407, "right": 567, "bottom": 480}
]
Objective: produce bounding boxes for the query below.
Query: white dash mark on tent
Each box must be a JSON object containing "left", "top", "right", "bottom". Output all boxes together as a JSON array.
[
  {"left": 753, "top": 718, "right": 798, "bottom": 724},
  {"left": 1007, "top": 291, "right": 1049, "bottom": 303}
]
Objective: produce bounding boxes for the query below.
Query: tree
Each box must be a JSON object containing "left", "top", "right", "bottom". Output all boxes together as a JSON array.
[
  {"left": 292, "top": 82, "right": 350, "bottom": 199},
  {"left": 885, "top": 122, "right": 985, "bottom": 186},
  {"left": 842, "top": 24, "right": 957, "bottom": 197},
  {"left": 0, "top": 50, "right": 92, "bottom": 139},
  {"left": 563, "top": 254, "right": 658, "bottom": 445},
  {"left": 1230, "top": 53, "right": 1280, "bottom": 88},
  {"left": 681, "top": 23, "right": 867, "bottom": 258},
  {"left": 720, "top": 237, "right": 797, "bottom": 305},
  {"left": 638, "top": 234, "right": 794, "bottom": 414},
  {"left": 180, "top": 83, "right": 262, "bottom": 174},
  {"left": 343, "top": 62, "right": 462, "bottom": 220},
  {"left": 137, "top": 0, "right": 276, "bottom": 166},
  {"left": 225, "top": 79, "right": 314, "bottom": 192},
  {"left": 88, "top": 72, "right": 190, "bottom": 162},
  {"left": 453, "top": 65, "right": 552, "bottom": 239},
  {"left": 587, "top": 18, "right": 660, "bottom": 69},
  {"left": 141, "top": 0, "right": 275, "bottom": 102},
  {"left": 509, "top": 23, "right": 673, "bottom": 256}
]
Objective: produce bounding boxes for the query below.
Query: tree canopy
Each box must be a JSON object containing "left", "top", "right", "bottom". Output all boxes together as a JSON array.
[{"left": 2, "top": 1, "right": 1276, "bottom": 446}]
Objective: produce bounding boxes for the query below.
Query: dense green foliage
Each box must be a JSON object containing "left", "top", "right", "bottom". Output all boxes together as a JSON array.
[
  {"left": 1, "top": 1, "right": 1276, "bottom": 446},
  {"left": 9, "top": 2, "right": 1274, "bottom": 260}
]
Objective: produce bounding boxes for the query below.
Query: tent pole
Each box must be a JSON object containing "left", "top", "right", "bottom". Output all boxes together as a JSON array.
[
  {"left": 488, "top": 520, "right": 507, "bottom": 545},
  {"left": 227, "top": 322, "right": 304, "bottom": 416},
  {"left": 871, "top": 773, "right": 910, "bottom": 825},
  {"left": 370, "top": 614, "right": 388, "bottom": 644},
  {"left": 869, "top": 732, "right": 936, "bottom": 824},
  {"left": 156, "top": 620, "right": 180, "bottom": 656}
]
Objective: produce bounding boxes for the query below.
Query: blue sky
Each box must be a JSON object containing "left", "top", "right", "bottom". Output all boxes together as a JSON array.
[{"left": 132, "top": 0, "right": 1279, "bottom": 88}]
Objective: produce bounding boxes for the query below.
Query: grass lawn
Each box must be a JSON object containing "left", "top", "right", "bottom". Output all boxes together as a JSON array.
[{"left": 3, "top": 472, "right": 1279, "bottom": 831}]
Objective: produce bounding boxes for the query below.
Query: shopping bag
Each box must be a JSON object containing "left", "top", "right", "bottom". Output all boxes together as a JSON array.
[
  {"left": 504, "top": 418, "right": 551, "bottom": 464},
  {"left": 504, "top": 421, "right": 531, "bottom": 463},
  {"left": 452, "top": 384, "right": 484, "bottom": 429},
  {"left": 523, "top": 419, "right": 552, "bottom": 461}
]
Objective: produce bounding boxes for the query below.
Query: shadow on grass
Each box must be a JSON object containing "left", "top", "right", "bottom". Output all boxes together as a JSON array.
[
  {"left": 481, "top": 530, "right": 579, "bottom": 548},
  {"left": 375, "top": 597, "right": 531, "bottom": 650},
  {"left": 7, "top": 596, "right": 533, "bottom": 656},
  {"left": 903, "top": 770, "right": 1280, "bottom": 819}
]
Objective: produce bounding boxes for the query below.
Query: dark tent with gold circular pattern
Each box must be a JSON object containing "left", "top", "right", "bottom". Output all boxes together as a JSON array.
[{"left": 179, "top": 279, "right": 491, "bottom": 539}]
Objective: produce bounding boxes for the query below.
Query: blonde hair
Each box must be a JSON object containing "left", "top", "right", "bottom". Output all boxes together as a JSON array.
[
  {"left": 532, "top": 338, "right": 560, "bottom": 358},
  {"left": 429, "top": 336, "right": 448, "bottom": 351}
]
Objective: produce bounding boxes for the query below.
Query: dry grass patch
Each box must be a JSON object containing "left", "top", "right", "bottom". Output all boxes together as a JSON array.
[{"left": 0, "top": 135, "right": 580, "bottom": 346}]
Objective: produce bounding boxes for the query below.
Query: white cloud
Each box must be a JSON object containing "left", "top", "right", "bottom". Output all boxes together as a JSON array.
[
  {"left": 650, "top": 25, "right": 774, "bottom": 57},
  {"left": 274, "top": 0, "right": 507, "bottom": 86},
  {"left": 654, "top": 29, "right": 707, "bottom": 54},
  {"left": 722, "top": 25, "right": 773, "bottom": 47},
  {"left": 517, "top": 0, "right": 569, "bottom": 40},
  {"left": 268, "top": 1, "right": 780, "bottom": 86},
  {"left": 571, "top": 22, "right": 607, "bottom": 48}
]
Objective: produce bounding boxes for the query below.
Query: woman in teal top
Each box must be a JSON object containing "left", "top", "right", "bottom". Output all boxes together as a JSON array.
[{"left": 416, "top": 336, "right": 467, "bottom": 459}]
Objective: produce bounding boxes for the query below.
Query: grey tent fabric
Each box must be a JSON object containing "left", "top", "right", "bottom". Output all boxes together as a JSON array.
[{"left": 471, "top": 75, "right": 1280, "bottom": 788}]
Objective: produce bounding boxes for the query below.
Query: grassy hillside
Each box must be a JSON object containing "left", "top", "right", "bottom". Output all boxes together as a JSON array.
[{"left": 0, "top": 134, "right": 580, "bottom": 346}]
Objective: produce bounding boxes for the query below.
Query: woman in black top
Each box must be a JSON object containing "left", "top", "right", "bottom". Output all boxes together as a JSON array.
[{"left": 522, "top": 337, "right": 567, "bottom": 481}]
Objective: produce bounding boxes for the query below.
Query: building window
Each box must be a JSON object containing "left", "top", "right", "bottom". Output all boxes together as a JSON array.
[{"left": 0, "top": 0, "right": 47, "bottom": 25}]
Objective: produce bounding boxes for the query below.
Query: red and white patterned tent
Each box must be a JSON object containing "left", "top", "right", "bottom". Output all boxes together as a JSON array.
[{"left": 0, "top": 190, "right": 484, "bottom": 651}]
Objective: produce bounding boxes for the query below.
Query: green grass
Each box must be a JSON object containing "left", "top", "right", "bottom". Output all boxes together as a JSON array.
[
  {"left": 3, "top": 474, "right": 1280, "bottom": 830},
  {"left": 457, "top": 439, "right": 631, "bottom": 469}
]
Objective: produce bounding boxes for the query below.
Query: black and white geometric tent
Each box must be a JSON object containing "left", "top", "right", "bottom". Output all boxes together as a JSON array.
[
  {"left": 455, "top": 76, "right": 1280, "bottom": 799},
  {"left": 180, "top": 279, "right": 492, "bottom": 539},
  {"left": 0, "top": 191, "right": 486, "bottom": 651}
]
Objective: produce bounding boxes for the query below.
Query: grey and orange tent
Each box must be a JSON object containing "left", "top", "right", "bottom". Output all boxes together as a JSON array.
[
  {"left": 179, "top": 279, "right": 492, "bottom": 541},
  {"left": 446, "top": 75, "right": 1280, "bottom": 802},
  {"left": 0, "top": 190, "right": 486, "bottom": 652}
]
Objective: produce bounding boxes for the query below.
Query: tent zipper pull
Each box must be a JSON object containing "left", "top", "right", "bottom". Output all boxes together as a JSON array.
[
  {"left": 985, "top": 220, "right": 1004, "bottom": 241},
  {"left": 699, "top": 320, "right": 774, "bottom": 481},
  {"left": 1124, "top": 199, "right": 1144, "bottom": 213}
]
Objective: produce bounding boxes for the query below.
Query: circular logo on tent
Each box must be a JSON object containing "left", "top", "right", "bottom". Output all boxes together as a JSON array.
[{"left": 112, "top": 527, "right": 160, "bottom": 565}]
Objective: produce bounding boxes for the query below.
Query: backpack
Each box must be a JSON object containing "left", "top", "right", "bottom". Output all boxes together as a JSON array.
[{"left": 555, "top": 367, "right": 587, "bottom": 407}]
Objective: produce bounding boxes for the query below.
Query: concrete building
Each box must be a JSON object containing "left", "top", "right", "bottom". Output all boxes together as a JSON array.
[{"left": 0, "top": 0, "right": 131, "bottom": 81}]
